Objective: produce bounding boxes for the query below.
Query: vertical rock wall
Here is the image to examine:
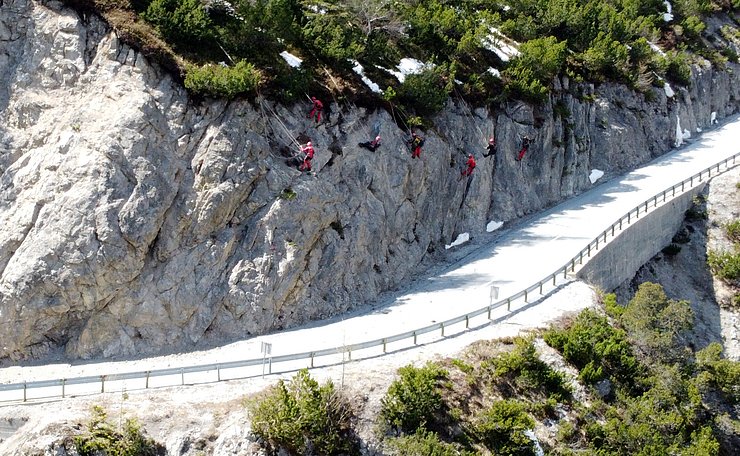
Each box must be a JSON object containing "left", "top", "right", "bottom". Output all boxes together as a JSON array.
[{"left": 0, "top": 0, "right": 739, "bottom": 359}]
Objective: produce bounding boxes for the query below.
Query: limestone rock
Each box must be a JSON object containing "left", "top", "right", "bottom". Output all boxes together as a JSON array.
[{"left": 1, "top": 0, "right": 739, "bottom": 360}]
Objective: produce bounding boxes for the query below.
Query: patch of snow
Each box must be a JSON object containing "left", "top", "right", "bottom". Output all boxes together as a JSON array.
[
  {"left": 663, "top": 82, "right": 674, "bottom": 98},
  {"left": 697, "top": 127, "right": 702, "bottom": 133},
  {"left": 711, "top": 111, "right": 718, "bottom": 124},
  {"left": 280, "top": 51, "right": 302, "bottom": 68},
  {"left": 351, "top": 60, "right": 382, "bottom": 93},
  {"left": 487, "top": 67, "right": 501, "bottom": 78},
  {"left": 483, "top": 27, "right": 520, "bottom": 62},
  {"left": 524, "top": 430, "right": 545, "bottom": 456},
  {"left": 445, "top": 232, "right": 470, "bottom": 249},
  {"left": 454, "top": 79, "right": 463, "bottom": 84},
  {"left": 648, "top": 41, "right": 666, "bottom": 56},
  {"left": 683, "top": 129, "right": 691, "bottom": 140},
  {"left": 503, "top": 5, "right": 511, "bottom": 11},
  {"left": 663, "top": 1, "right": 673, "bottom": 22},
  {"left": 589, "top": 169, "right": 605, "bottom": 184},
  {"left": 384, "top": 58, "right": 428, "bottom": 83},
  {"left": 486, "top": 220, "right": 504, "bottom": 232},
  {"left": 307, "top": 4, "right": 327, "bottom": 14},
  {"left": 675, "top": 115, "right": 684, "bottom": 147}
]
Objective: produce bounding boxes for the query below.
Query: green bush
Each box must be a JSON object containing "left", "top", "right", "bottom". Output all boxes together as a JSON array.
[
  {"left": 695, "top": 343, "right": 740, "bottom": 404},
  {"left": 484, "top": 337, "right": 571, "bottom": 401},
  {"left": 724, "top": 219, "right": 740, "bottom": 242},
  {"left": 184, "top": 61, "right": 261, "bottom": 98},
  {"left": 380, "top": 362, "right": 449, "bottom": 434},
  {"left": 142, "top": 0, "right": 212, "bottom": 47},
  {"left": 620, "top": 282, "right": 694, "bottom": 364},
  {"left": 580, "top": 32, "right": 631, "bottom": 82},
  {"left": 388, "top": 429, "right": 474, "bottom": 456},
  {"left": 664, "top": 50, "right": 693, "bottom": 86},
  {"left": 74, "top": 406, "right": 164, "bottom": 456},
  {"left": 398, "top": 64, "right": 454, "bottom": 116},
  {"left": 472, "top": 399, "right": 536, "bottom": 456},
  {"left": 247, "top": 369, "right": 358, "bottom": 455},
  {"left": 707, "top": 249, "right": 740, "bottom": 282},
  {"left": 544, "top": 309, "right": 640, "bottom": 389},
  {"left": 503, "top": 36, "right": 566, "bottom": 103}
]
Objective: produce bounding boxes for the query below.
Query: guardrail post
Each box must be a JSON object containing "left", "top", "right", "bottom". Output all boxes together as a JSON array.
[
  {"left": 691, "top": 176, "right": 694, "bottom": 186},
  {"left": 524, "top": 290, "right": 528, "bottom": 302},
  {"left": 62, "top": 379, "right": 66, "bottom": 398},
  {"left": 563, "top": 267, "right": 567, "bottom": 278},
  {"left": 571, "top": 259, "right": 575, "bottom": 272},
  {"left": 269, "top": 357, "right": 273, "bottom": 374},
  {"left": 539, "top": 282, "right": 543, "bottom": 294},
  {"left": 440, "top": 322, "right": 445, "bottom": 337},
  {"left": 672, "top": 186, "right": 675, "bottom": 197},
  {"left": 23, "top": 382, "right": 27, "bottom": 402},
  {"left": 663, "top": 190, "right": 666, "bottom": 202},
  {"left": 611, "top": 224, "right": 615, "bottom": 236},
  {"left": 628, "top": 212, "right": 631, "bottom": 223},
  {"left": 644, "top": 201, "right": 648, "bottom": 212},
  {"left": 604, "top": 231, "right": 607, "bottom": 243},
  {"left": 145, "top": 371, "right": 150, "bottom": 389},
  {"left": 100, "top": 376, "right": 105, "bottom": 394},
  {"left": 487, "top": 306, "right": 492, "bottom": 320},
  {"left": 682, "top": 181, "right": 685, "bottom": 191},
  {"left": 579, "top": 252, "right": 583, "bottom": 264},
  {"left": 653, "top": 196, "right": 657, "bottom": 207},
  {"left": 552, "top": 274, "right": 556, "bottom": 285},
  {"left": 465, "top": 315, "right": 469, "bottom": 329},
  {"left": 181, "top": 368, "right": 185, "bottom": 386},
  {"left": 413, "top": 331, "right": 417, "bottom": 344},
  {"left": 217, "top": 365, "right": 221, "bottom": 381},
  {"left": 595, "top": 238, "right": 599, "bottom": 250},
  {"left": 310, "top": 353, "right": 315, "bottom": 368},
  {"left": 382, "top": 338, "right": 387, "bottom": 353},
  {"left": 507, "top": 297, "right": 511, "bottom": 311}
]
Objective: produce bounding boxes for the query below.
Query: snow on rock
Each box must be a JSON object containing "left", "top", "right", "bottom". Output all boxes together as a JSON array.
[
  {"left": 663, "top": 1, "right": 674, "bottom": 22},
  {"left": 711, "top": 111, "right": 718, "bottom": 124},
  {"left": 483, "top": 27, "right": 520, "bottom": 62},
  {"left": 682, "top": 129, "right": 691, "bottom": 140},
  {"left": 648, "top": 41, "right": 666, "bottom": 56},
  {"left": 486, "top": 220, "right": 504, "bottom": 232},
  {"left": 697, "top": 127, "right": 702, "bottom": 133},
  {"left": 524, "top": 430, "right": 545, "bottom": 456},
  {"left": 351, "top": 60, "right": 381, "bottom": 93},
  {"left": 385, "top": 58, "right": 428, "bottom": 83},
  {"left": 675, "top": 115, "right": 684, "bottom": 147},
  {"left": 664, "top": 82, "right": 675, "bottom": 98},
  {"left": 445, "top": 232, "right": 470, "bottom": 249},
  {"left": 280, "top": 51, "right": 302, "bottom": 68},
  {"left": 589, "top": 169, "right": 605, "bottom": 184},
  {"left": 487, "top": 67, "right": 501, "bottom": 78}
]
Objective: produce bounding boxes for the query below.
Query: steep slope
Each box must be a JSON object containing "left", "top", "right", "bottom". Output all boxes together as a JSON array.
[{"left": 1, "top": 0, "right": 739, "bottom": 360}]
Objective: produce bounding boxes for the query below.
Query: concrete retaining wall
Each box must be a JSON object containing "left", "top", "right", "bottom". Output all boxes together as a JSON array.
[{"left": 576, "top": 184, "right": 706, "bottom": 291}]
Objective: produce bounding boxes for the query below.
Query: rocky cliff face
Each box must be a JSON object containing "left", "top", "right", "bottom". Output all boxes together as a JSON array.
[{"left": 1, "top": 0, "right": 739, "bottom": 360}]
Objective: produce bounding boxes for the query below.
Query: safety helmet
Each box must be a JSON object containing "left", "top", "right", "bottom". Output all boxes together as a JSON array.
[
  {"left": 489, "top": 137, "right": 495, "bottom": 143},
  {"left": 307, "top": 141, "right": 312, "bottom": 146},
  {"left": 469, "top": 154, "right": 473, "bottom": 158},
  {"left": 311, "top": 96, "right": 316, "bottom": 101},
  {"left": 375, "top": 136, "right": 381, "bottom": 141}
]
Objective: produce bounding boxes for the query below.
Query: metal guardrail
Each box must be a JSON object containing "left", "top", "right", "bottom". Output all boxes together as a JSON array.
[{"left": 1, "top": 153, "right": 738, "bottom": 405}]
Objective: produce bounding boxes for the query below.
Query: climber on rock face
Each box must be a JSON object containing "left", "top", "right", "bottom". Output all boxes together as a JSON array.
[
  {"left": 484, "top": 136, "right": 497, "bottom": 157},
  {"left": 409, "top": 131, "right": 424, "bottom": 159},
  {"left": 516, "top": 135, "right": 531, "bottom": 161},
  {"left": 359, "top": 135, "right": 381, "bottom": 152},
  {"left": 308, "top": 96, "right": 323, "bottom": 123},
  {"left": 461, "top": 153, "right": 476, "bottom": 177},
  {"left": 299, "top": 141, "right": 315, "bottom": 171}
]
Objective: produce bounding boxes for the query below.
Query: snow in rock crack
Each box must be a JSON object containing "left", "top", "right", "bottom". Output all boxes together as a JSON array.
[
  {"left": 280, "top": 51, "right": 302, "bottom": 68},
  {"left": 445, "top": 233, "right": 470, "bottom": 249}
]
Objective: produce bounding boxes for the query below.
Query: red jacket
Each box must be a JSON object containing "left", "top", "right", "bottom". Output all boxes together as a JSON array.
[
  {"left": 301, "top": 145, "right": 315, "bottom": 159},
  {"left": 466, "top": 156, "right": 476, "bottom": 169}
]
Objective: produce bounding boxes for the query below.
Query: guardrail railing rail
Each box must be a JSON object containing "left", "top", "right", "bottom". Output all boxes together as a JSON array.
[{"left": 1, "top": 153, "right": 738, "bottom": 404}]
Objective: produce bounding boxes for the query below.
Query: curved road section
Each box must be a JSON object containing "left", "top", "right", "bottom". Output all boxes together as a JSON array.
[{"left": 1, "top": 115, "right": 740, "bottom": 402}]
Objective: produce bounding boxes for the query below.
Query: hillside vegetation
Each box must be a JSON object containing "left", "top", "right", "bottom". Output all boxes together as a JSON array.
[
  {"left": 62, "top": 0, "right": 740, "bottom": 110},
  {"left": 71, "top": 282, "right": 739, "bottom": 455}
]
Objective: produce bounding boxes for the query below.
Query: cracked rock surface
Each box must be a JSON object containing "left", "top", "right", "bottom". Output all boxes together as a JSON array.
[{"left": 1, "top": 0, "right": 739, "bottom": 360}]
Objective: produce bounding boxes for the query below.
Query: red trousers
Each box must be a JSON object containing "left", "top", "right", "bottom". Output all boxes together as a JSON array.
[
  {"left": 308, "top": 108, "right": 322, "bottom": 123},
  {"left": 300, "top": 158, "right": 312, "bottom": 171},
  {"left": 517, "top": 146, "right": 528, "bottom": 161},
  {"left": 462, "top": 166, "right": 475, "bottom": 176},
  {"left": 412, "top": 146, "right": 421, "bottom": 158}
]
